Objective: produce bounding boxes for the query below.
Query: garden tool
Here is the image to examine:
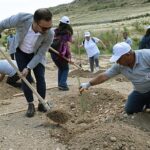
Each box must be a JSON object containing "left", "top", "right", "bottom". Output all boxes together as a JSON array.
[
  {"left": 49, "top": 46, "right": 84, "bottom": 71},
  {"left": 0, "top": 48, "right": 69, "bottom": 124},
  {"left": 77, "top": 31, "right": 82, "bottom": 67}
]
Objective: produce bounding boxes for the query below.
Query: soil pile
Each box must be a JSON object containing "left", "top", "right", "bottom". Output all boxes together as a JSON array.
[{"left": 48, "top": 88, "right": 150, "bottom": 150}]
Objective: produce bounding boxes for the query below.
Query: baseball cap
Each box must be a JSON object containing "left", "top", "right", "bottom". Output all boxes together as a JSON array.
[
  {"left": 60, "top": 16, "right": 70, "bottom": 24},
  {"left": 110, "top": 42, "right": 131, "bottom": 63},
  {"left": 84, "top": 31, "right": 90, "bottom": 37}
]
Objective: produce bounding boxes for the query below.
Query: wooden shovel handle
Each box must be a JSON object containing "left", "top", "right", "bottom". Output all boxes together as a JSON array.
[
  {"left": 0, "top": 49, "right": 51, "bottom": 111},
  {"left": 49, "top": 46, "right": 83, "bottom": 70}
]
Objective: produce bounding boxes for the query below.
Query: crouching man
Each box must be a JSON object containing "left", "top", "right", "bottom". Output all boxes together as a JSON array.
[{"left": 80, "top": 42, "right": 150, "bottom": 114}]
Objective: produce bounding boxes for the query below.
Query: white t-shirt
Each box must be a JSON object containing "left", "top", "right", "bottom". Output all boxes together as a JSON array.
[
  {"left": 0, "top": 60, "right": 17, "bottom": 77},
  {"left": 83, "top": 37, "right": 100, "bottom": 57}
]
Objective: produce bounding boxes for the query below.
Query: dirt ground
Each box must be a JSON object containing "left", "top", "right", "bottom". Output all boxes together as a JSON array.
[{"left": 0, "top": 55, "right": 150, "bottom": 150}]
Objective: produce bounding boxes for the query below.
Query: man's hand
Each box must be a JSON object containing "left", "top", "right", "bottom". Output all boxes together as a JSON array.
[
  {"left": 22, "top": 68, "right": 30, "bottom": 77},
  {"left": 79, "top": 82, "right": 91, "bottom": 94}
]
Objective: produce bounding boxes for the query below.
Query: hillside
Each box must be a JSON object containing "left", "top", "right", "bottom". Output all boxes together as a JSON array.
[{"left": 50, "top": 0, "right": 150, "bottom": 26}]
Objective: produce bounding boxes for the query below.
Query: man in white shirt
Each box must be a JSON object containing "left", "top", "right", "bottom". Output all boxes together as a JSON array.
[
  {"left": 0, "top": 8, "right": 54, "bottom": 117},
  {"left": 0, "top": 59, "right": 21, "bottom": 88},
  {"left": 80, "top": 31, "right": 106, "bottom": 73}
]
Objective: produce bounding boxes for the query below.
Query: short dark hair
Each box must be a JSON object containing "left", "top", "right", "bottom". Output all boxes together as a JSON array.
[
  {"left": 33, "top": 8, "right": 52, "bottom": 23},
  {"left": 58, "top": 22, "right": 73, "bottom": 35}
]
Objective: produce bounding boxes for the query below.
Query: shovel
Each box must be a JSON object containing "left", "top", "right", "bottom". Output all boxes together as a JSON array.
[
  {"left": 0, "top": 48, "right": 69, "bottom": 124},
  {"left": 49, "top": 46, "right": 84, "bottom": 71}
]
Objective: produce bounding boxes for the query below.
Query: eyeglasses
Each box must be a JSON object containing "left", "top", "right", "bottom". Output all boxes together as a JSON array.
[{"left": 37, "top": 23, "right": 52, "bottom": 31}]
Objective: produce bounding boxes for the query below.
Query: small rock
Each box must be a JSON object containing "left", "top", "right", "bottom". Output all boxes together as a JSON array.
[
  {"left": 71, "top": 119, "right": 75, "bottom": 123},
  {"left": 103, "top": 141, "right": 108, "bottom": 148},
  {"left": 147, "top": 141, "right": 150, "bottom": 147},
  {"left": 131, "top": 116, "right": 135, "bottom": 119},
  {"left": 70, "top": 102, "right": 75, "bottom": 109},
  {"left": 2, "top": 137, "right": 7, "bottom": 140},
  {"left": 110, "top": 136, "right": 117, "bottom": 142},
  {"left": 123, "top": 114, "right": 128, "bottom": 118},
  {"left": 130, "top": 146, "right": 136, "bottom": 150},
  {"left": 92, "top": 93, "right": 97, "bottom": 96}
]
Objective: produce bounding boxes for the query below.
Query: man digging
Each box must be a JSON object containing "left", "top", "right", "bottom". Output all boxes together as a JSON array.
[{"left": 80, "top": 42, "right": 150, "bottom": 114}]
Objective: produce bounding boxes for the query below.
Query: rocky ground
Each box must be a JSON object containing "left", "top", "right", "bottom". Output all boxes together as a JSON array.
[{"left": 0, "top": 56, "right": 150, "bottom": 150}]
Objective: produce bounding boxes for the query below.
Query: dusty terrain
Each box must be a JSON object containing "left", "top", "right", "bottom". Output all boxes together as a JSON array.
[{"left": 0, "top": 56, "right": 150, "bottom": 150}]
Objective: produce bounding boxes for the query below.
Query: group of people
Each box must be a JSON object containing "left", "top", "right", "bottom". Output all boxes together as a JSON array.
[{"left": 0, "top": 7, "right": 149, "bottom": 118}]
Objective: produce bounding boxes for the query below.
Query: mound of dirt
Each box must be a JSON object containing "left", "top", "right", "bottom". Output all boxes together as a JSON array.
[
  {"left": 0, "top": 79, "right": 21, "bottom": 100},
  {"left": 67, "top": 122, "right": 150, "bottom": 150},
  {"left": 46, "top": 109, "right": 71, "bottom": 124},
  {"left": 47, "top": 87, "right": 150, "bottom": 150}
]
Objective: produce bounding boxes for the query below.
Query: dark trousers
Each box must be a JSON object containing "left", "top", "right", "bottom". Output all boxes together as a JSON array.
[
  {"left": 15, "top": 48, "right": 46, "bottom": 103},
  {"left": 125, "top": 90, "right": 150, "bottom": 114}
]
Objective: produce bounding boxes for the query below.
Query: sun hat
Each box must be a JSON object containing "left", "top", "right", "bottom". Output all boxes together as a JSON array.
[
  {"left": 84, "top": 31, "right": 90, "bottom": 37},
  {"left": 110, "top": 42, "right": 131, "bottom": 63},
  {"left": 60, "top": 16, "right": 70, "bottom": 24}
]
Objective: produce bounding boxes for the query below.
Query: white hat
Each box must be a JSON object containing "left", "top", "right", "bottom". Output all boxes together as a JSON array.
[
  {"left": 110, "top": 42, "right": 131, "bottom": 63},
  {"left": 84, "top": 31, "right": 90, "bottom": 37},
  {"left": 60, "top": 16, "right": 70, "bottom": 24}
]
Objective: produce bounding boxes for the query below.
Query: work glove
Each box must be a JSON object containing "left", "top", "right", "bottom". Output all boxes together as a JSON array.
[{"left": 79, "top": 82, "right": 91, "bottom": 94}]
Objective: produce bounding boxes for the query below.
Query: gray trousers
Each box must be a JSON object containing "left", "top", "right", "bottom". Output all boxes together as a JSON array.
[{"left": 89, "top": 53, "right": 100, "bottom": 72}]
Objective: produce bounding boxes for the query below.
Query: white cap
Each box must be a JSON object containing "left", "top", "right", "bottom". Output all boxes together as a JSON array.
[
  {"left": 84, "top": 31, "right": 90, "bottom": 37},
  {"left": 60, "top": 16, "right": 70, "bottom": 24},
  {"left": 110, "top": 42, "right": 131, "bottom": 63}
]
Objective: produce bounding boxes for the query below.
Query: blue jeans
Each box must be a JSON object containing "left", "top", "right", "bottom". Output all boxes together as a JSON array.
[
  {"left": 89, "top": 53, "right": 100, "bottom": 72},
  {"left": 125, "top": 90, "right": 150, "bottom": 114},
  {"left": 15, "top": 48, "right": 46, "bottom": 103},
  {"left": 51, "top": 54, "right": 69, "bottom": 88}
]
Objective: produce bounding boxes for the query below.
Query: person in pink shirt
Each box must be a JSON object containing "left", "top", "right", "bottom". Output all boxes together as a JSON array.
[{"left": 50, "top": 16, "right": 73, "bottom": 91}]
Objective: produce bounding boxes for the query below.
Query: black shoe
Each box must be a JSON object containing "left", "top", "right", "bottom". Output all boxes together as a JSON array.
[
  {"left": 26, "top": 103, "right": 35, "bottom": 117},
  {"left": 37, "top": 103, "right": 47, "bottom": 112},
  {"left": 6, "top": 82, "right": 22, "bottom": 88},
  {"left": 58, "top": 86, "right": 69, "bottom": 91}
]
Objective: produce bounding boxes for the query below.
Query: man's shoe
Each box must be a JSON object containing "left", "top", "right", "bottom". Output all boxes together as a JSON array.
[
  {"left": 38, "top": 103, "right": 47, "bottom": 112},
  {"left": 7, "top": 82, "right": 22, "bottom": 88},
  {"left": 26, "top": 103, "right": 35, "bottom": 117},
  {"left": 58, "top": 86, "right": 69, "bottom": 91}
]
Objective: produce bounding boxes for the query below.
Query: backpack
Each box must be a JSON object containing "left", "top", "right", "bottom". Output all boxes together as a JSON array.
[
  {"left": 51, "top": 38, "right": 61, "bottom": 51},
  {"left": 82, "top": 37, "right": 96, "bottom": 45}
]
